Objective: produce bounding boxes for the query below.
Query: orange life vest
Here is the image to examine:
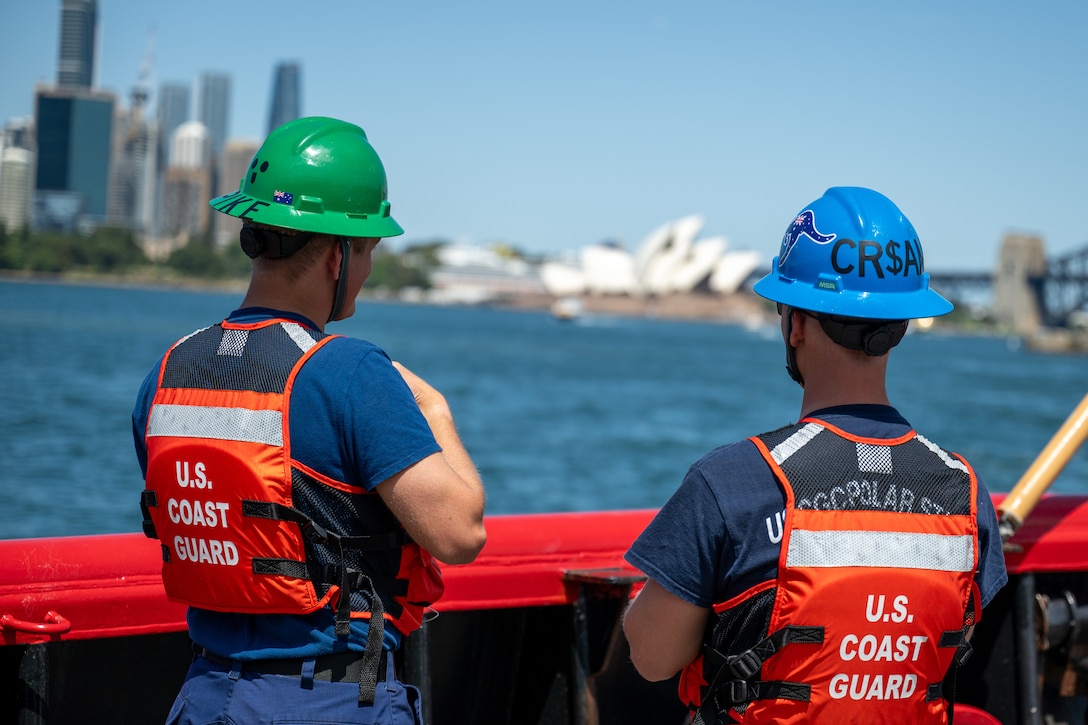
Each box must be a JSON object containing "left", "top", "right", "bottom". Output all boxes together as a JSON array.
[
  {"left": 680, "top": 419, "right": 980, "bottom": 724},
  {"left": 140, "top": 319, "right": 443, "bottom": 640}
]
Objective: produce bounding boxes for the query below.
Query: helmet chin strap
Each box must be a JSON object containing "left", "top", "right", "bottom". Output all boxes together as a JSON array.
[
  {"left": 782, "top": 305, "right": 805, "bottom": 388},
  {"left": 328, "top": 236, "right": 351, "bottom": 323},
  {"left": 781, "top": 304, "right": 907, "bottom": 387}
]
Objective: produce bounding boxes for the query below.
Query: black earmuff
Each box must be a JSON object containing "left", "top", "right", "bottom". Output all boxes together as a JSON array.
[
  {"left": 238, "top": 225, "right": 315, "bottom": 259},
  {"left": 813, "top": 314, "right": 907, "bottom": 357},
  {"left": 861, "top": 326, "right": 896, "bottom": 357},
  {"left": 239, "top": 226, "right": 264, "bottom": 258}
]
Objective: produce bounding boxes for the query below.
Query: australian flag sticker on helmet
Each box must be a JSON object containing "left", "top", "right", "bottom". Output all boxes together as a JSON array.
[
  {"left": 273, "top": 190, "right": 293, "bottom": 205},
  {"left": 780, "top": 209, "right": 836, "bottom": 266}
]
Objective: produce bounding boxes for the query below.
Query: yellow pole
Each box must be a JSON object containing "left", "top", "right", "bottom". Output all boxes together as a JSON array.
[{"left": 998, "top": 391, "right": 1088, "bottom": 542}]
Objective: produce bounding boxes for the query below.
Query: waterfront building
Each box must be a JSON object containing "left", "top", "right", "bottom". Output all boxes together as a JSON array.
[
  {"left": 0, "top": 117, "right": 35, "bottom": 228},
  {"left": 196, "top": 72, "right": 230, "bottom": 243},
  {"left": 33, "top": 85, "right": 115, "bottom": 232},
  {"left": 2, "top": 118, "right": 35, "bottom": 151},
  {"left": 267, "top": 62, "right": 301, "bottom": 135},
  {"left": 429, "top": 245, "right": 547, "bottom": 304},
  {"left": 156, "top": 82, "right": 190, "bottom": 169},
  {"left": 56, "top": 0, "right": 97, "bottom": 88},
  {"left": 196, "top": 72, "right": 230, "bottom": 160},
  {"left": 0, "top": 147, "right": 34, "bottom": 232},
  {"left": 539, "top": 215, "right": 763, "bottom": 298},
  {"left": 160, "top": 122, "right": 211, "bottom": 242},
  {"left": 107, "top": 85, "right": 154, "bottom": 231},
  {"left": 151, "top": 82, "right": 191, "bottom": 237}
]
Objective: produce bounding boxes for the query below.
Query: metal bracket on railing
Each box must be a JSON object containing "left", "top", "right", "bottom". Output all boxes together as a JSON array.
[{"left": 1, "top": 610, "right": 73, "bottom": 636}]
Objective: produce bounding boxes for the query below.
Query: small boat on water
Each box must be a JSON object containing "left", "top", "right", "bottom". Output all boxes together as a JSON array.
[
  {"left": 551, "top": 296, "right": 584, "bottom": 321},
  {"left": 3, "top": 397, "right": 1088, "bottom": 724}
]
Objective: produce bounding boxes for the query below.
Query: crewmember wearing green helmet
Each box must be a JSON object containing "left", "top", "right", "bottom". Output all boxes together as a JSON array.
[
  {"left": 133, "top": 117, "right": 486, "bottom": 724},
  {"left": 622, "top": 188, "right": 1007, "bottom": 723}
]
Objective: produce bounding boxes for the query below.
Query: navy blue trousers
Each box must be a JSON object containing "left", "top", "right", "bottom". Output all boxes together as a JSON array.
[{"left": 164, "top": 653, "right": 423, "bottom": 725}]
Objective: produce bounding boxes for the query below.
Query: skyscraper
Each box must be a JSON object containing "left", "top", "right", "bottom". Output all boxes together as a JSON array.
[
  {"left": 151, "top": 81, "right": 191, "bottom": 238},
  {"left": 0, "top": 115, "right": 34, "bottom": 226},
  {"left": 108, "top": 87, "right": 154, "bottom": 231},
  {"left": 196, "top": 72, "right": 230, "bottom": 244},
  {"left": 0, "top": 148, "right": 33, "bottom": 232},
  {"left": 196, "top": 72, "right": 230, "bottom": 160},
  {"left": 56, "top": 0, "right": 97, "bottom": 88},
  {"left": 267, "top": 62, "right": 301, "bottom": 135},
  {"left": 161, "top": 121, "right": 211, "bottom": 240},
  {"left": 157, "top": 81, "right": 190, "bottom": 169},
  {"left": 2, "top": 117, "right": 34, "bottom": 151},
  {"left": 34, "top": 85, "right": 115, "bottom": 231}
]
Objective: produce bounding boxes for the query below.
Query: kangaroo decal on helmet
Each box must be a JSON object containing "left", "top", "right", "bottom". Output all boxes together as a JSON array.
[{"left": 781, "top": 209, "right": 836, "bottom": 266}]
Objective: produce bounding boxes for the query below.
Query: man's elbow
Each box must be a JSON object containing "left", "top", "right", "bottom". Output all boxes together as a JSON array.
[
  {"left": 433, "top": 523, "right": 487, "bottom": 565},
  {"left": 628, "top": 643, "right": 682, "bottom": 682},
  {"left": 624, "top": 618, "right": 683, "bottom": 681}
]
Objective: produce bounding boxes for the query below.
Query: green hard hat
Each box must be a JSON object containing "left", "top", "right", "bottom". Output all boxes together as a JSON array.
[{"left": 209, "top": 116, "right": 404, "bottom": 238}]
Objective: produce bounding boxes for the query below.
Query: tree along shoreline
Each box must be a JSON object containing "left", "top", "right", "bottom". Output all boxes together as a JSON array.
[{"left": 0, "top": 226, "right": 438, "bottom": 293}]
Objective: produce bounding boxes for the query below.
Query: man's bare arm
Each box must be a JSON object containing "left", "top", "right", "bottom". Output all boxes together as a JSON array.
[
  {"left": 376, "top": 361, "right": 486, "bottom": 565},
  {"left": 623, "top": 578, "right": 709, "bottom": 681}
]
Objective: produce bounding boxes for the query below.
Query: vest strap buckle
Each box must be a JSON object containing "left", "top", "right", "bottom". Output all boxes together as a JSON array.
[
  {"left": 715, "top": 679, "right": 812, "bottom": 705},
  {"left": 140, "top": 490, "right": 159, "bottom": 539},
  {"left": 939, "top": 628, "right": 974, "bottom": 667},
  {"left": 720, "top": 678, "right": 748, "bottom": 704},
  {"left": 725, "top": 650, "right": 762, "bottom": 680},
  {"left": 955, "top": 640, "right": 973, "bottom": 667},
  {"left": 301, "top": 519, "right": 330, "bottom": 544},
  {"left": 723, "top": 625, "right": 824, "bottom": 680}
]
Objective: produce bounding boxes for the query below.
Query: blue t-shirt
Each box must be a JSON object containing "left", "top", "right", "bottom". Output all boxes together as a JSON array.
[
  {"left": 625, "top": 405, "right": 1008, "bottom": 611},
  {"left": 132, "top": 308, "right": 442, "bottom": 659}
]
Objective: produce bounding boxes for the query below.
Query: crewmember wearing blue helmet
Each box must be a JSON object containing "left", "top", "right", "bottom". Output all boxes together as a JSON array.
[{"left": 623, "top": 188, "right": 1007, "bottom": 724}]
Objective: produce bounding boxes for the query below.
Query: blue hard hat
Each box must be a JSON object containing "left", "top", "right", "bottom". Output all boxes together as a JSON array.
[{"left": 753, "top": 187, "right": 953, "bottom": 319}]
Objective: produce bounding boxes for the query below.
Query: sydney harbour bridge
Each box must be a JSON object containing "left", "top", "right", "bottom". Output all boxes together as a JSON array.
[{"left": 929, "top": 234, "right": 1088, "bottom": 334}]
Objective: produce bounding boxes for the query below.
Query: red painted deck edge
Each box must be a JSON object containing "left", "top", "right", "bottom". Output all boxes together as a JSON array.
[{"left": 2, "top": 497, "right": 1085, "bottom": 645}]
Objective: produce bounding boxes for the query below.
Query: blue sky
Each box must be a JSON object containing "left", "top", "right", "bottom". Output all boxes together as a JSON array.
[{"left": 3, "top": 1, "right": 1085, "bottom": 272}]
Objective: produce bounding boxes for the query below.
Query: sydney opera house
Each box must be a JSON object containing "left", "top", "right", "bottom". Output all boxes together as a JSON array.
[
  {"left": 538, "top": 214, "right": 762, "bottom": 298},
  {"left": 427, "top": 215, "right": 764, "bottom": 306}
]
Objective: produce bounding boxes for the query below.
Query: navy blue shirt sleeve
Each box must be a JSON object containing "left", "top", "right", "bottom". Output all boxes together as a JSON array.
[
  {"left": 974, "top": 475, "right": 1008, "bottom": 608},
  {"left": 625, "top": 463, "right": 727, "bottom": 608},
  {"left": 131, "top": 353, "right": 165, "bottom": 477},
  {"left": 288, "top": 336, "right": 441, "bottom": 490},
  {"left": 625, "top": 439, "right": 784, "bottom": 608}
]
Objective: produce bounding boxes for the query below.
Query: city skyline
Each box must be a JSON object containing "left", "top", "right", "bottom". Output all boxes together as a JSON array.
[{"left": 2, "top": 1, "right": 1087, "bottom": 271}]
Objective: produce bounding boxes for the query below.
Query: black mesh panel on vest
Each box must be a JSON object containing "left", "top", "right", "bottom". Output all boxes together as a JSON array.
[
  {"left": 769, "top": 426, "right": 972, "bottom": 516},
  {"left": 292, "top": 468, "right": 406, "bottom": 619},
  {"left": 708, "top": 587, "right": 776, "bottom": 659},
  {"left": 757, "top": 424, "right": 798, "bottom": 451},
  {"left": 703, "top": 588, "right": 778, "bottom": 722},
  {"left": 161, "top": 323, "right": 324, "bottom": 393}
]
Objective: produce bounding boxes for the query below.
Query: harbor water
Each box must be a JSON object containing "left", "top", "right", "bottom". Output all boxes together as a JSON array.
[{"left": 1, "top": 278, "right": 1085, "bottom": 540}]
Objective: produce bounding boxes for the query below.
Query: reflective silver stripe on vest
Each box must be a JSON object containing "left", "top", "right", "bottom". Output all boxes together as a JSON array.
[
  {"left": 786, "top": 529, "right": 975, "bottom": 572},
  {"left": 217, "top": 329, "right": 248, "bottom": 357},
  {"left": 915, "top": 433, "right": 970, "bottom": 474},
  {"left": 769, "top": 422, "right": 823, "bottom": 465},
  {"left": 147, "top": 404, "right": 283, "bottom": 445},
  {"left": 281, "top": 322, "right": 317, "bottom": 353}
]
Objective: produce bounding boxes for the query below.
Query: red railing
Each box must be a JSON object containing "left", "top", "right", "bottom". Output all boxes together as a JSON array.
[{"left": 3, "top": 498, "right": 1087, "bottom": 646}]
